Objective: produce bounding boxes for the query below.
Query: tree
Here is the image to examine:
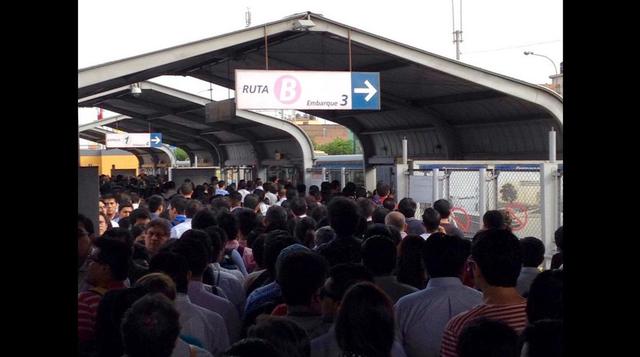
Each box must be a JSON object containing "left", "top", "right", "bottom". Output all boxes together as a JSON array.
[
  {"left": 500, "top": 183, "right": 518, "bottom": 203},
  {"left": 174, "top": 147, "right": 189, "bottom": 161},
  {"left": 316, "top": 137, "right": 354, "bottom": 155}
]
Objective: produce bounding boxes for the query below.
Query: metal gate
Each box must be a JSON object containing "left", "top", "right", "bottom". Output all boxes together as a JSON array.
[
  {"left": 409, "top": 163, "right": 552, "bottom": 239},
  {"left": 493, "top": 165, "right": 542, "bottom": 239}
]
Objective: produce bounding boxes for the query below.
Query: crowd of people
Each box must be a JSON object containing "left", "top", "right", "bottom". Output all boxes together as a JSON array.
[{"left": 78, "top": 174, "right": 564, "bottom": 357}]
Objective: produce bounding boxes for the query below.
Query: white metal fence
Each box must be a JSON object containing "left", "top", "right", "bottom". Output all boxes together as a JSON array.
[{"left": 404, "top": 161, "right": 562, "bottom": 267}]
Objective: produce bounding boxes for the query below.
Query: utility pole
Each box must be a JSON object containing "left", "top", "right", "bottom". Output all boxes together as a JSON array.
[
  {"left": 451, "top": 0, "right": 463, "bottom": 60},
  {"left": 245, "top": 7, "right": 251, "bottom": 28}
]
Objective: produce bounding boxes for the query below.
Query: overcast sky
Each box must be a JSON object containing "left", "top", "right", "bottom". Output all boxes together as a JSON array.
[{"left": 78, "top": 0, "right": 562, "bottom": 128}]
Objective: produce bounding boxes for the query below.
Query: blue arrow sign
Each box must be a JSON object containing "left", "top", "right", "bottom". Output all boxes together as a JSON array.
[
  {"left": 351, "top": 72, "right": 380, "bottom": 110},
  {"left": 150, "top": 133, "right": 162, "bottom": 147}
]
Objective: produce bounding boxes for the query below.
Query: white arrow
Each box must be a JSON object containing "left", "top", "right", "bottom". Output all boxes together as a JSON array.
[
  {"left": 151, "top": 136, "right": 161, "bottom": 144},
  {"left": 354, "top": 79, "right": 377, "bottom": 102}
]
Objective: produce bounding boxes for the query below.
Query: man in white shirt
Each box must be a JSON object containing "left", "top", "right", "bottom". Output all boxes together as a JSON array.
[
  {"left": 254, "top": 178, "right": 264, "bottom": 191},
  {"left": 237, "top": 180, "right": 251, "bottom": 202},
  {"left": 395, "top": 234, "right": 482, "bottom": 357},
  {"left": 171, "top": 200, "right": 202, "bottom": 239},
  {"left": 172, "top": 234, "right": 242, "bottom": 343},
  {"left": 290, "top": 197, "right": 308, "bottom": 219},
  {"left": 149, "top": 251, "right": 231, "bottom": 355},
  {"left": 275, "top": 187, "right": 287, "bottom": 206},
  {"left": 205, "top": 226, "right": 247, "bottom": 315},
  {"left": 420, "top": 208, "right": 442, "bottom": 240},
  {"left": 516, "top": 236, "right": 545, "bottom": 297},
  {"left": 264, "top": 182, "right": 279, "bottom": 206},
  {"left": 229, "top": 191, "right": 243, "bottom": 212}
]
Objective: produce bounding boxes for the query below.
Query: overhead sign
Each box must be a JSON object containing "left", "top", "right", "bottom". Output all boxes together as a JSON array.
[
  {"left": 106, "top": 133, "right": 162, "bottom": 148},
  {"left": 235, "top": 70, "right": 380, "bottom": 110},
  {"left": 150, "top": 133, "right": 163, "bottom": 148}
]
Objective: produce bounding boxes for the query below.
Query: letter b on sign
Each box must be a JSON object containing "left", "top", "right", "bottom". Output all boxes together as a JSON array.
[{"left": 275, "top": 75, "right": 301, "bottom": 104}]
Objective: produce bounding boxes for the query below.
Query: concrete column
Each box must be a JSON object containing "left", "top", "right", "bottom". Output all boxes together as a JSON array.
[
  {"left": 341, "top": 167, "right": 346, "bottom": 189},
  {"left": 78, "top": 166, "right": 100, "bottom": 231},
  {"left": 365, "top": 166, "right": 377, "bottom": 193},
  {"left": 394, "top": 163, "right": 408, "bottom": 202},
  {"left": 257, "top": 166, "right": 267, "bottom": 182},
  {"left": 432, "top": 168, "right": 440, "bottom": 203},
  {"left": 549, "top": 129, "right": 556, "bottom": 163},
  {"left": 540, "top": 162, "right": 559, "bottom": 269},
  {"left": 479, "top": 168, "right": 487, "bottom": 219},
  {"left": 557, "top": 168, "right": 563, "bottom": 227},
  {"left": 402, "top": 137, "right": 408, "bottom": 164}
]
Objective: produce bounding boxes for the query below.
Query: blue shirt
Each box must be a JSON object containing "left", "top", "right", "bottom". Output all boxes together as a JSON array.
[
  {"left": 516, "top": 267, "right": 540, "bottom": 297},
  {"left": 244, "top": 281, "right": 281, "bottom": 319},
  {"left": 394, "top": 277, "right": 483, "bottom": 357},
  {"left": 172, "top": 214, "right": 187, "bottom": 227},
  {"left": 215, "top": 188, "right": 229, "bottom": 196}
]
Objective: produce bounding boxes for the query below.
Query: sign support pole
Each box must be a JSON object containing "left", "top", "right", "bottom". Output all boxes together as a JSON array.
[
  {"left": 348, "top": 29, "right": 352, "bottom": 72},
  {"left": 264, "top": 25, "right": 269, "bottom": 70}
]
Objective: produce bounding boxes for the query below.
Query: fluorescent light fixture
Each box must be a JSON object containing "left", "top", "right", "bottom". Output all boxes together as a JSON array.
[{"left": 293, "top": 19, "right": 315, "bottom": 31}]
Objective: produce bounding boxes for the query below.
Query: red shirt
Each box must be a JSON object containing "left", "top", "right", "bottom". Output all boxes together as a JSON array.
[
  {"left": 77, "top": 281, "right": 125, "bottom": 342},
  {"left": 441, "top": 302, "right": 528, "bottom": 357}
]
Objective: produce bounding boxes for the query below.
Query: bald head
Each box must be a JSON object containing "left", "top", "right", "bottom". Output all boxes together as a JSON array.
[{"left": 385, "top": 211, "right": 406, "bottom": 233}]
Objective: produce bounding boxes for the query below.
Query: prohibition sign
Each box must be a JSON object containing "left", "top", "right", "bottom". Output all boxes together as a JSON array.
[
  {"left": 505, "top": 202, "right": 528, "bottom": 232},
  {"left": 450, "top": 206, "right": 472, "bottom": 232}
]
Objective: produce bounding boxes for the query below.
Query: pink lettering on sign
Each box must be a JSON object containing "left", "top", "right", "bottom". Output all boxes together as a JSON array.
[{"left": 274, "top": 75, "right": 301, "bottom": 104}]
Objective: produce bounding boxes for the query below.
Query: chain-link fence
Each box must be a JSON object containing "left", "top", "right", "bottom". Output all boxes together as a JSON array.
[
  {"left": 409, "top": 164, "right": 549, "bottom": 239},
  {"left": 446, "top": 169, "right": 482, "bottom": 237},
  {"left": 495, "top": 167, "right": 542, "bottom": 239}
]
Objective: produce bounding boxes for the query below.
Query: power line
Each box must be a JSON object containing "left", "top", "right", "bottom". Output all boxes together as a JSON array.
[{"left": 465, "top": 40, "right": 561, "bottom": 55}]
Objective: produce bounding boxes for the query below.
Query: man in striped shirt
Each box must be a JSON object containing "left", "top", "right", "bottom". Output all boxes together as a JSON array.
[
  {"left": 78, "top": 238, "right": 130, "bottom": 349},
  {"left": 441, "top": 229, "right": 527, "bottom": 357}
]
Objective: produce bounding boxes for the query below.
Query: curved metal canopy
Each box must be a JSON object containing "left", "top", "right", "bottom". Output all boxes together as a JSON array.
[
  {"left": 78, "top": 81, "right": 314, "bottom": 182},
  {"left": 79, "top": 11, "right": 562, "bottom": 166},
  {"left": 79, "top": 126, "right": 177, "bottom": 168}
]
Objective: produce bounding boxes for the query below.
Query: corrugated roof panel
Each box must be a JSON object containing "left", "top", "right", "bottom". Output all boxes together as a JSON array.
[
  {"left": 161, "top": 115, "right": 211, "bottom": 130},
  {"left": 208, "top": 131, "right": 246, "bottom": 142},
  {"left": 79, "top": 13, "right": 561, "bottom": 161}
]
